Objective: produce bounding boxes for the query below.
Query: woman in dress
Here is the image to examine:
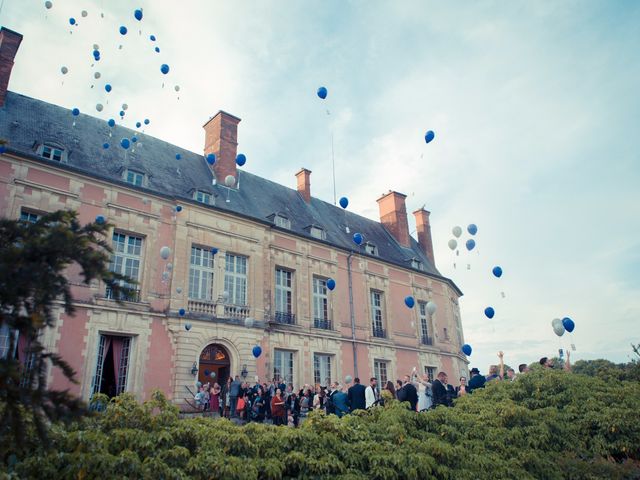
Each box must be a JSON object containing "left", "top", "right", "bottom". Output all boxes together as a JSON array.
[
  {"left": 413, "top": 370, "right": 433, "bottom": 412},
  {"left": 455, "top": 376, "right": 468, "bottom": 397},
  {"left": 270, "top": 388, "right": 286, "bottom": 426}
]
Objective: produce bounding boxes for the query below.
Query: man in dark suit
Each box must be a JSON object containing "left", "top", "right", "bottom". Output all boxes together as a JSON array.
[
  {"left": 397, "top": 375, "right": 418, "bottom": 411},
  {"left": 431, "top": 371, "right": 451, "bottom": 408},
  {"left": 467, "top": 367, "right": 486, "bottom": 393},
  {"left": 347, "top": 377, "right": 367, "bottom": 412}
]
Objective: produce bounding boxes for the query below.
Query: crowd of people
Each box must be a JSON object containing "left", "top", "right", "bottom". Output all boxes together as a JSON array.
[{"left": 192, "top": 351, "right": 571, "bottom": 424}]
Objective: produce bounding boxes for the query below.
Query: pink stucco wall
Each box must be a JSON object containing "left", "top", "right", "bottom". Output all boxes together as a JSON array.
[
  {"left": 26, "top": 168, "right": 70, "bottom": 191},
  {"left": 49, "top": 309, "right": 89, "bottom": 396},
  {"left": 395, "top": 349, "right": 420, "bottom": 379},
  {"left": 142, "top": 318, "right": 174, "bottom": 400}
]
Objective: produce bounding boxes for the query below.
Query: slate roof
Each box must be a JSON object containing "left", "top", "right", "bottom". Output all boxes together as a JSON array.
[{"left": 0, "top": 91, "right": 462, "bottom": 295}]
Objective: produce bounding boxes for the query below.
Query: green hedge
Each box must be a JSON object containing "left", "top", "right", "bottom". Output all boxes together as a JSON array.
[{"left": 3, "top": 370, "right": 640, "bottom": 479}]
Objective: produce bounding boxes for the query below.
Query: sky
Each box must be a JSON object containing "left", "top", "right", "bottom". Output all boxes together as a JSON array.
[{"left": 2, "top": 0, "right": 639, "bottom": 373}]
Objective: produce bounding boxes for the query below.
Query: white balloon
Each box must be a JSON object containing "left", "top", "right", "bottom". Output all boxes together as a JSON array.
[
  {"left": 344, "top": 375, "right": 353, "bottom": 384},
  {"left": 96, "top": 103, "right": 103, "bottom": 112},
  {"left": 122, "top": 103, "right": 128, "bottom": 111},
  {"left": 166, "top": 263, "right": 173, "bottom": 271},
  {"left": 93, "top": 44, "right": 99, "bottom": 51},
  {"left": 81, "top": 10, "right": 88, "bottom": 17},
  {"left": 176, "top": 287, "right": 183, "bottom": 294},
  {"left": 61, "top": 66, "right": 68, "bottom": 75},
  {"left": 448, "top": 239, "right": 457, "bottom": 251},
  {"left": 94, "top": 72, "right": 101, "bottom": 79},
  {"left": 244, "top": 317, "right": 255, "bottom": 328},
  {"left": 223, "top": 291, "right": 229, "bottom": 300},
  {"left": 552, "top": 318, "right": 565, "bottom": 337},
  {"left": 174, "top": 85, "right": 180, "bottom": 92},
  {"left": 160, "top": 246, "right": 171, "bottom": 260},
  {"left": 224, "top": 175, "right": 236, "bottom": 187},
  {"left": 162, "top": 271, "right": 169, "bottom": 281},
  {"left": 452, "top": 226, "right": 462, "bottom": 238},
  {"left": 426, "top": 301, "right": 437, "bottom": 315},
  {"left": 45, "top": 1, "right": 53, "bottom": 9}
]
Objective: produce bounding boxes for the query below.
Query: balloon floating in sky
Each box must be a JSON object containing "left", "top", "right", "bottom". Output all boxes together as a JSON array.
[
  {"left": 149, "top": 34, "right": 156, "bottom": 41},
  {"left": 317, "top": 86, "right": 328, "bottom": 99},
  {"left": 224, "top": 175, "right": 236, "bottom": 187},
  {"left": 339, "top": 197, "right": 349, "bottom": 209},
  {"left": 211, "top": 247, "right": 218, "bottom": 255},
  {"left": 134, "top": 9, "right": 143, "bottom": 21},
  {"left": 102, "top": 143, "right": 109, "bottom": 149},
  {"left": 107, "top": 118, "right": 115, "bottom": 127},
  {"left": 552, "top": 318, "right": 565, "bottom": 337},
  {"left": 426, "top": 301, "right": 437, "bottom": 315},
  {"left": 252, "top": 345, "right": 262, "bottom": 358},
  {"left": 96, "top": 103, "right": 103, "bottom": 112},
  {"left": 327, "top": 278, "right": 336, "bottom": 291},
  {"left": 176, "top": 205, "right": 183, "bottom": 212},
  {"left": 484, "top": 307, "right": 495, "bottom": 319},
  {"left": 448, "top": 239, "right": 458, "bottom": 251},
  {"left": 45, "top": 1, "right": 52, "bottom": 9},
  {"left": 69, "top": 17, "right": 76, "bottom": 25},
  {"left": 160, "top": 247, "right": 171, "bottom": 260},
  {"left": 424, "top": 130, "right": 435, "bottom": 144},
  {"left": 185, "top": 322, "right": 192, "bottom": 331},
  {"left": 174, "top": 85, "right": 180, "bottom": 92},
  {"left": 176, "top": 287, "right": 183, "bottom": 294},
  {"left": 492, "top": 266, "right": 503, "bottom": 278},
  {"left": 206, "top": 153, "right": 216, "bottom": 165},
  {"left": 467, "top": 224, "right": 478, "bottom": 235},
  {"left": 175, "top": 153, "right": 181, "bottom": 160},
  {"left": 236, "top": 153, "right": 246, "bottom": 166},
  {"left": 81, "top": 10, "right": 87, "bottom": 17},
  {"left": 244, "top": 317, "right": 255, "bottom": 328},
  {"left": 345, "top": 375, "right": 353, "bottom": 384},
  {"left": 160, "top": 64, "right": 170, "bottom": 75},
  {"left": 353, "top": 232, "right": 363, "bottom": 245},
  {"left": 60, "top": 66, "right": 68, "bottom": 75},
  {"left": 120, "top": 138, "right": 130, "bottom": 149},
  {"left": 155, "top": 47, "right": 160, "bottom": 53},
  {"left": 144, "top": 118, "right": 150, "bottom": 125},
  {"left": 119, "top": 26, "right": 127, "bottom": 35},
  {"left": 95, "top": 215, "right": 106, "bottom": 225},
  {"left": 461, "top": 344, "right": 472, "bottom": 356},
  {"left": 72, "top": 108, "right": 80, "bottom": 116},
  {"left": 136, "top": 122, "right": 141, "bottom": 128},
  {"left": 105, "top": 84, "right": 112, "bottom": 93},
  {"left": 178, "top": 308, "right": 186, "bottom": 316},
  {"left": 562, "top": 317, "right": 575, "bottom": 333},
  {"left": 131, "top": 136, "right": 138, "bottom": 143},
  {"left": 466, "top": 239, "right": 476, "bottom": 251},
  {"left": 404, "top": 296, "right": 415, "bottom": 309},
  {"left": 452, "top": 226, "right": 462, "bottom": 238},
  {"left": 119, "top": 110, "right": 125, "bottom": 118},
  {"left": 122, "top": 103, "right": 128, "bottom": 111},
  {"left": 94, "top": 72, "right": 101, "bottom": 79}
]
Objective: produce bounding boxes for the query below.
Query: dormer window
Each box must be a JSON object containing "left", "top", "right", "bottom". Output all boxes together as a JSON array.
[
  {"left": 40, "top": 144, "right": 64, "bottom": 162},
  {"left": 274, "top": 214, "right": 291, "bottom": 230},
  {"left": 364, "top": 242, "right": 378, "bottom": 256},
  {"left": 125, "top": 169, "right": 144, "bottom": 187},
  {"left": 309, "top": 225, "right": 326, "bottom": 240},
  {"left": 194, "top": 190, "right": 212, "bottom": 205},
  {"left": 411, "top": 258, "right": 424, "bottom": 271}
]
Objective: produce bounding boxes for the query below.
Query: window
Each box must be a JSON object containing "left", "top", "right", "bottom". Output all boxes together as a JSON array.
[
  {"left": 411, "top": 258, "right": 423, "bottom": 270},
  {"left": 224, "top": 253, "right": 247, "bottom": 305},
  {"left": 274, "top": 268, "right": 295, "bottom": 324},
  {"left": 125, "top": 169, "right": 144, "bottom": 187},
  {"left": 41, "top": 144, "right": 63, "bottom": 161},
  {"left": 189, "top": 246, "right": 215, "bottom": 301},
  {"left": 274, "top": 214, "right": 291, "bottom": 229},
  {"left": 19, "top": 210, "right": 40, "bottom": 223},
  {"left": 309, "top": 225, "right": 326, "bottom": 240},
  {"left": 194, "top": 190, "right": 212, "bottom": 205},
  {"left": 418, "top": 302, "right": 432, "bottom": 345},
  {"left": 374, "top": 360, "right": 389, "bottom": 385},
  {"left": 365, "top": 242, "right": 378, "bottom": 256},
  {"left": 425, "top": 366, "right": 437, "bottom": 382},
  {"left": 370, "top": 290, "right": 386, "bottom": 338},
  {"left": 313, "top": 353, "right": 332, "bottom": 386},
  {"left": 273, "top": 349, "right": 294, "bottom": 385},
  {"left": 444, "top": 327, "right": 450, "bottom": 341},
  {"left": 0, "top": 324, "right": 14, "bottom": 359},
  {"left": 91, "top": 334, "right": 132, "bottom": 398},
  {"left": 107, "top": 232, "right": 143, "bottom": 301},
  {"left": 312, "top": 277, "right": 331, "bottom": 329}
]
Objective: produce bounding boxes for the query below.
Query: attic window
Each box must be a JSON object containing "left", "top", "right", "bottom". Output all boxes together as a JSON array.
[
  {"left": 411, "top": 258, "right": 424, "bottom": 271},
  {"left": 194, "top": 190, "right": 212, "bottom": 205},
  {"left": 364, "top": 242, "right": 378, "bottom": 256},
  {"left": 274, "top": 214, "right": 291, "bottom": 230},
  {"left": 309, "top": 225, "right": 326, "bottom": 240},
  {"left": 40, "top": 144, "right": 64, "bottom": 162},
  {"left": 125, "top": 169, "right": 144, "bottom": 187}
]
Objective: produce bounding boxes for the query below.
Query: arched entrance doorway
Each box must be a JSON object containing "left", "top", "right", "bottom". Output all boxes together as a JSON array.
[{"left": 198, "top": 344, "right": 231, "bottom": 385}]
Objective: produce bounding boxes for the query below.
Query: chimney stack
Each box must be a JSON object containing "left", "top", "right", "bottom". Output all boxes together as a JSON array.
[
  {"left": 0, "top": 27, "right": 23, "bottom": 108},
  {"left": 203, "top": 110, "right": 241, "bottom": 186},
  {"left": 413, "top": 208, "right": 435, "bottom": 267},
  {"left": 376, "top": 191, "right": 410, "bottom": 247},
  {"left": 295, "top": 168, "right": 311, "bottom": 202}
]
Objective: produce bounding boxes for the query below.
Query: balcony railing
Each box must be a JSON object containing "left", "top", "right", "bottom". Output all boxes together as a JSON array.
[
  {"left": 372, "top": 326, "right": 386, "bottom": 338},
  {"left": 188, "top": 299, "right": 216, "bottom": 315},
  {"left": 273, "top": 311, "right": 296, "bottom": 325},
  {"left": 105, "top": 286, "right": 141, "bottom": 303},
  {"left": 421, "top": 335, "right": 434, "bottom": 346},
  {"left": 313, "top": 318, "right": 333, "bottom": 330},
  {"left": 224, "top": 304, "right": 250, "bottom": 319}
]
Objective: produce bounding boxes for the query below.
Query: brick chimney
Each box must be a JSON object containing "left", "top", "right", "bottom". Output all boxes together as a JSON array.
[
  {"left": 203, "top": 110, "right": 241, "bottom": 185},
  {"left": 295, "top": 168, "right": 311, "bottom": 202},
  {"left": 377, "top": 191, "right": 410, "bottom": 247},
  {"left": 0, "top": 27, "right": 23, "bottom": 108},
  {"left": 413, "top": 208, "right": 435, "bottom": 267}
]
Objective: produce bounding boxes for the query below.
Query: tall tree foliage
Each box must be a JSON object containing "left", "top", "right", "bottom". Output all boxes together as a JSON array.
[{"left": 0, "top": 210, "right": 132, "bottom": 450}]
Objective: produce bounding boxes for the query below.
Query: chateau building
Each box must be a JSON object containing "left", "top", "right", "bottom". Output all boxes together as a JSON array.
[{"left": 0, "top": 27, "right": 467, "bottom": 405}]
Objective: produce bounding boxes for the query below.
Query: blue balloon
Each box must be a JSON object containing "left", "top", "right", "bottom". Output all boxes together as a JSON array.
[
  {"left": 131, "top": 136, "right": 138, "bottom": 143},
  {"left": 424, "top": 130, "right": 435, "bottom": 144},
  {"left": 176, "top": 205, "right": 182, "bottom": 212},
  {"left": 105, "top": 84, "right": 112, "bottom": 93},
  {"left": 317, "top": 86, "right": 328, "bottom": 99},
  {"left": 69, "top": 18, "right": 76, "bottom": 25},
  {"left": 179, "top": 308, "right": 185, "bottom": 316},
  {"left": 562, "top": 317, "right": 575, "bottom": 333},
  {"left": 134, "top": 9, "right": 143, "bottom": 21},
  {"left": 160, "top": 64, "right": 170, "bottom": 75},
  {"left": 119, "top": 110, "right": 125, "bottom": 117},
  {"left": 119, "top": 26, "right": 127, "bottom": 35},
  {"left": 492, "top": 266, "right": 503, "bottom": 278},
  {"left": 327, "top": 278, "right": 336, "bottom": 291},
  {"left": 484, "top": 307, "right": 495, "bottom": 319},
  {"left": 175, "top": 153, "right": 181, "bottom": 160},
  {"left": 339, "top": 197, "right": 349, "bottom": 209},
  {"left": 206, "top": 153, "right": 216, "bottom": 165},
  {"left": 102, "top": 143, "right": 109, "bottom": 149},
  {"left": 404, "top": 296, "right": 415, "bottom": 309},
  {"left": 462, "top": 344, "right": 472, "bottom": 356},
  {"left": 93, "top": 50, "right": 100, "bottom": 58},
  {"left": 144, "top": 118, "right": 150, "bottom": 125},
  {"left": 236, "top": 153, "right": 246, "bottom": 166},
  {"left": 353, "top": 232, "right": 363, "bottom": 245},
  {"left": 150, "top": 34, "right": 156, "bottom": 41},
  {"left": 252, "top": 345, "right": 262, "bottom": 358},
  {"left": 465, "top": 239, "right": 476, "bottom": 251},
  {"left": 107, "top": 118, "right": 116, "bottom": 127},
  {"left": 467, "top": 224, "right": 478, "bottom": 235},
  {"left": 204, "top": 368, "right": 210, "bottom": 376},
  {"left": 155, "top": 47, "right": 160, "bottom": 53},
  {"left": 120, "top": 138, "right": 130, "bottom": 149},
  {"left": 72, "top": 108, "right": 80, "bottom": 116},
  {"left": 211, "top": 247, "right": 218, "bottom": 255},
  {"left": 95, "top": 215, "right": 106, "bottom": 225},
  {"left": 136, "top": 121, "right": 141, "bottom": 128}
]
